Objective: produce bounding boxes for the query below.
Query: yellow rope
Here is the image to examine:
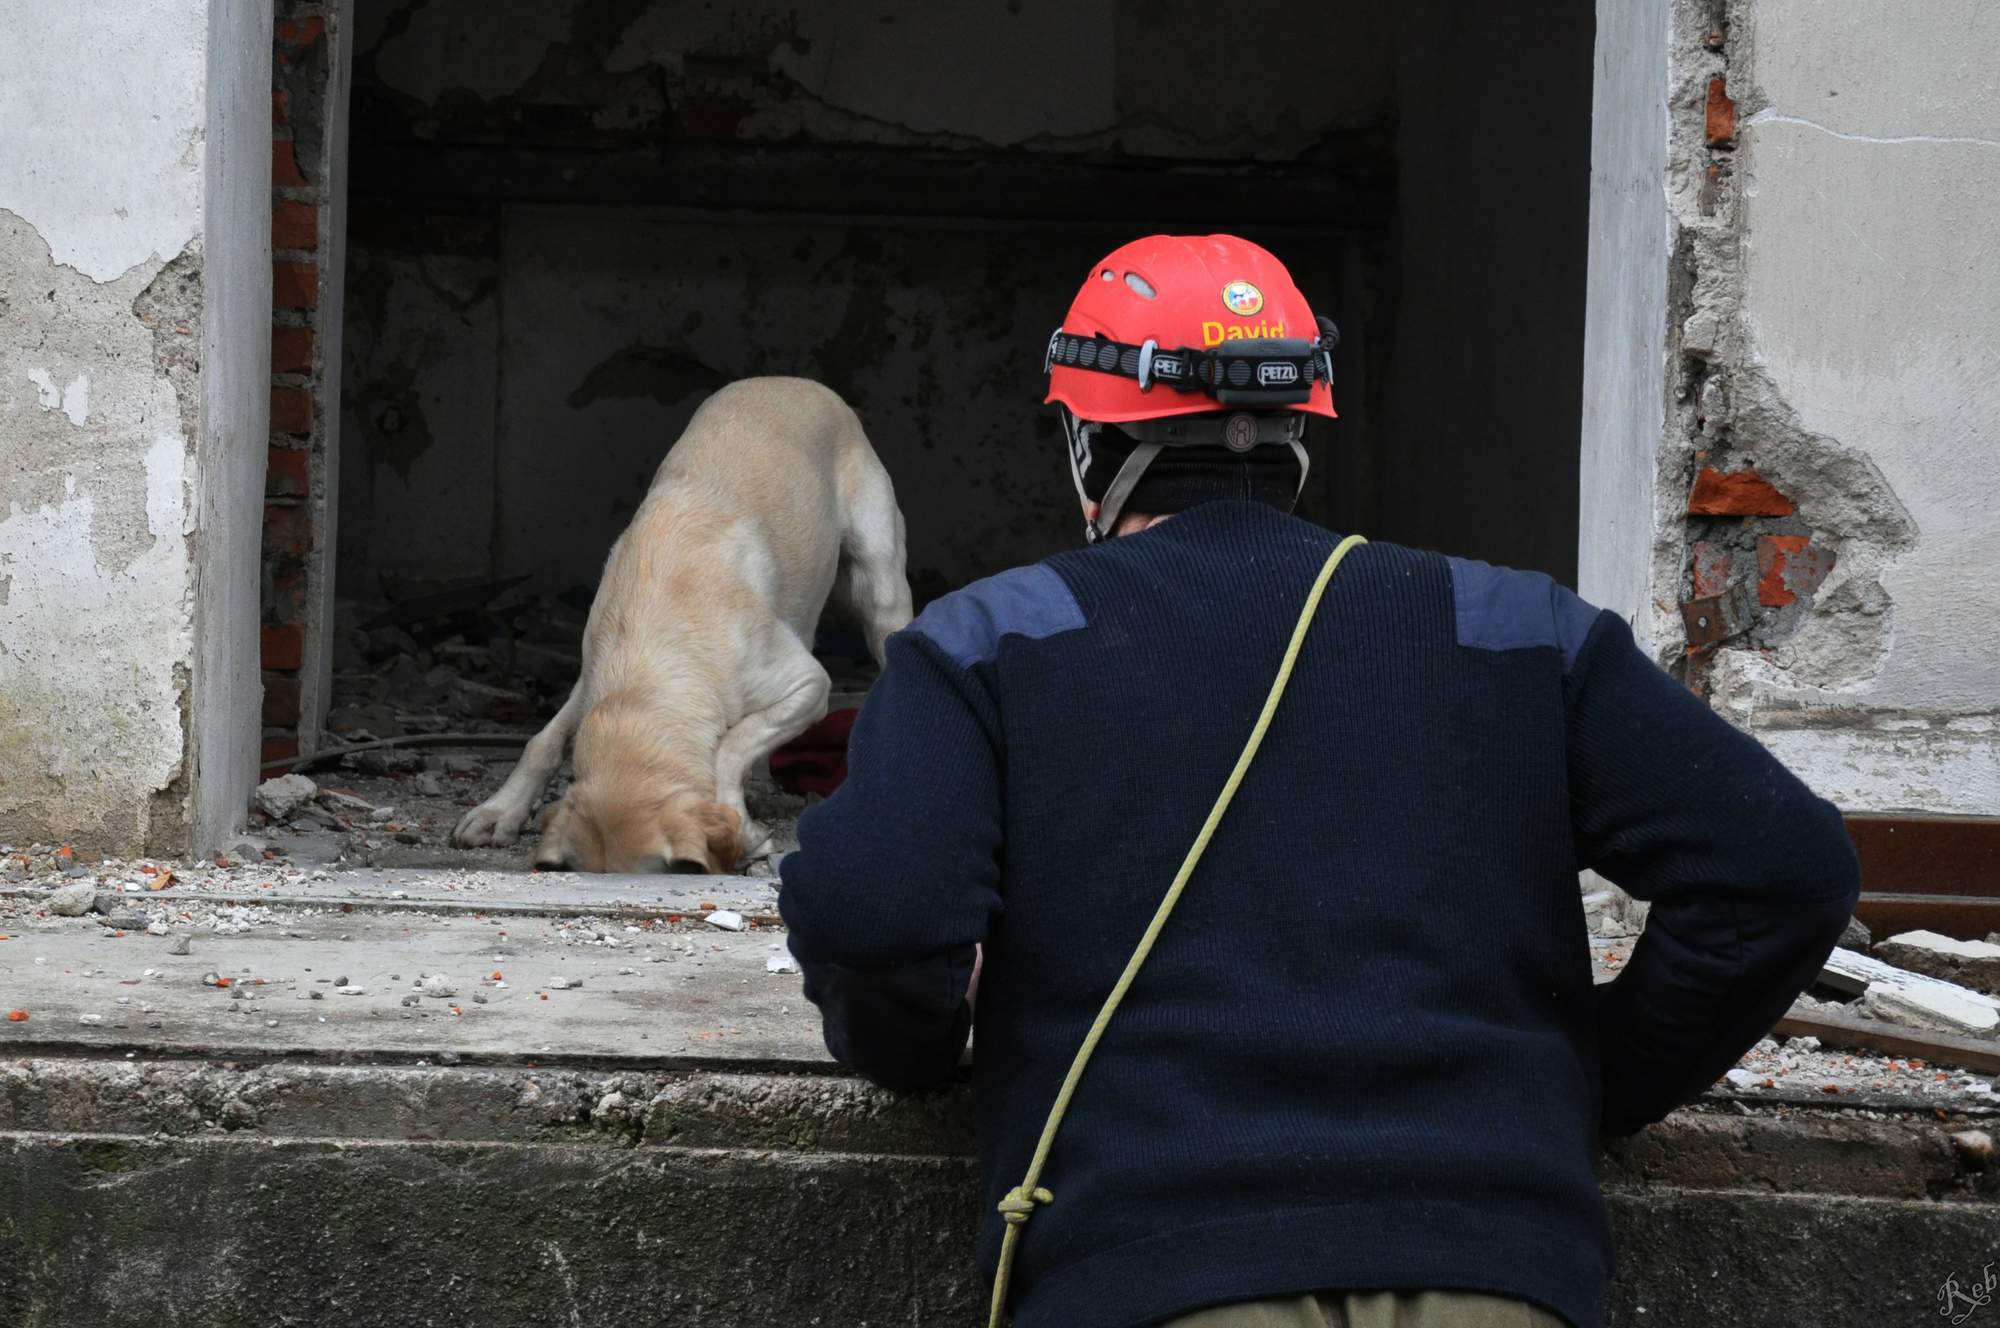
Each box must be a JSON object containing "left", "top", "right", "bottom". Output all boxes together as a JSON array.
[{"left": 985, "top": 533, "right": 1367, "bottom": 1328}]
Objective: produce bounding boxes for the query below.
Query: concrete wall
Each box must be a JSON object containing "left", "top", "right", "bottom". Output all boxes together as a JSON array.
[
  {"left": 1579, "top": 0, "right": 1673, "bottom": 637},
  {"left": 0, "top": 0, "right": 271, "bottom": 855},
  {"left": 1589, "top": 0, "right": 2000, "bottom": 814}
]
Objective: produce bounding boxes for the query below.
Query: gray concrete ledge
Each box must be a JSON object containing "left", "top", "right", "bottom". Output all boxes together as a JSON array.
[{"left": 4, "top": 1059, "right": 1999, "bottom": 1326}]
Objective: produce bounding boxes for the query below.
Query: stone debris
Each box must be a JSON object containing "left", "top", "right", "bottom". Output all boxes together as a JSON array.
[
  {"left": 548, "top": 976, "right": 581, "bottom": 990},
  {"left": 337, "top": 985, "right": 367, "bottom": 996},
  {"left": 1837, "top": 914, "right": 1871, "bottom": 952},
  {"left": 45, "top": 881, "right": 96, "bottom": 917},
  {"left": 1723, "top": 1067, "right": 1763, "bottom": 1090},
  {"left": 765, "top": 950, "right": 800, "bottom": 975},
  {"left": 706, "top": 910, "right": 746, "bottom": 932},
  {"left": 418, "top": 973, "right": 456, "bottom": 998},
  {"left": 168, "top": 934, "right": 191, "bottom": 955},
  {"left": 1874, "top": 929, "right": 2000, "bottom": 996},
  {"left": 254, "top": 773, "right": 319, "bottom": 823},
  {"left": 1860, "top": 982, "right": 2000, "bottom": 1039}
]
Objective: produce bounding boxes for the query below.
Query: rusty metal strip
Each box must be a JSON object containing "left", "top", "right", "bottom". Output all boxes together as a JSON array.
[{"left": 1846, "top": 814, "right": 2000, "bottom": 897}]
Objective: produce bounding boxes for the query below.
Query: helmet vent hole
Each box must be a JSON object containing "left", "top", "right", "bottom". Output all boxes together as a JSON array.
[
  {"left": 1099, "top": 268, "right": 1116, "bottom": 281},
  {"left": 1123, "top": 272, "right": 1157, "bottom": 300}
]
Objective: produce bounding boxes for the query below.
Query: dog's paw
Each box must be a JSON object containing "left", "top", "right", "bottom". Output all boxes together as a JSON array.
[
  {"left": 452, "top": 802, "right": 526, "bottom": 848},
  {"left": 735, "top": 817, "right": 775, "bottom": 868}
]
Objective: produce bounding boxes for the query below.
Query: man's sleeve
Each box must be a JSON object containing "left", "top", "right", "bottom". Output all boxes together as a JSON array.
[
  {"left": 1565, "top": 610, "right": 1861, "bottom": 1138},
  {"left": 777, "top": 628, "right": 1003, "bottom": 1092}
]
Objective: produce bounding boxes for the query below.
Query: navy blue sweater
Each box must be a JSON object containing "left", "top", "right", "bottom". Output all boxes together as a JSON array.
[{"left": 778, "top": 501, "right": 1860, "bottom": 1328}]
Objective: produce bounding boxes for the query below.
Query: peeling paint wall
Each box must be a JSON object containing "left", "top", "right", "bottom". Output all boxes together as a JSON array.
[
  {"left": 1612, "top": 0, "right": 2000, "bottom": 813},
  {"left": 0, "top": 0, "right": 271, "bottom": 854}
]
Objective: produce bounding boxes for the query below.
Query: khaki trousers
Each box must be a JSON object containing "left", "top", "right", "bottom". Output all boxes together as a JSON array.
[{"left": 1158, "top": 1290, "right": 1570, "bottom": 1328}]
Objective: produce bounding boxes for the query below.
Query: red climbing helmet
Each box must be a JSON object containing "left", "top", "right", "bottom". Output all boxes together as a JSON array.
[
  {"left": 1043, "top": 234, "right": 1337, "bottom": 424},
  {"left": 1043, "top": 234, "right": 1338, "bottom": 541}
]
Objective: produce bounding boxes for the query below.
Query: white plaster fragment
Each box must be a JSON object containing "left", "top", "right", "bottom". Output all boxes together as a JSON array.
[{"left": 29, "top": 370, "right": 90, "bottom": 426}]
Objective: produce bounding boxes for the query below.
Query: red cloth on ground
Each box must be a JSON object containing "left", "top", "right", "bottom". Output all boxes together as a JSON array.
[{"left": 769, "top": 708, "right": 858, "bottom": 796}]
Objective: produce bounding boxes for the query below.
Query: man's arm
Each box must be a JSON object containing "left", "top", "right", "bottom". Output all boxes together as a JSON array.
[
  {"left": 1565, "top": 611, "right": 1861, "bottom": 1138},
  {"left": 778, "top": 628, "right": 1003, "bottom": 1092}
]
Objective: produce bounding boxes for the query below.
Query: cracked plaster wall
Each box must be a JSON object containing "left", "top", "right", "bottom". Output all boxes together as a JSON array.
[
  {"left": 0, "top": 0, "right": 272, "bottom": 854},
  {"left": 1609, "top": 0, "right": 2000, "bottom": 813}
]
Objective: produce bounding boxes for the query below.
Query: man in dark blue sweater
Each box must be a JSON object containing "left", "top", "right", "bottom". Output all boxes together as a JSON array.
[{"left": 777, "top": 236, "right": 1860, "bottom": 1328}]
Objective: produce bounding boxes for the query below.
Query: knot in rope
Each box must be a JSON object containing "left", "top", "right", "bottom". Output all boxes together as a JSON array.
[{"left": 997, "top": 1186, "right": 1053, "bottom": 1226}]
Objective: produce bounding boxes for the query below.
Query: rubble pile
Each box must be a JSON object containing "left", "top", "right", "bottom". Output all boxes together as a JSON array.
[{"left": 252, "top": 590, "right": 853, "bottom": 872}]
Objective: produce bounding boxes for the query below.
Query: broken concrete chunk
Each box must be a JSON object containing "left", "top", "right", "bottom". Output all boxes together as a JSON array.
[
  {"left": 1837, "top": 915, "right": 1871, "bottom": 952},
  {"left": 1860, "top": 983, "right": 2000, "bottom": 1039},
  {"left": 418, "top": 974, "right": 456, "bottom": 998},
  {"left": 765, "top": 951, "right": 800, "bottom": 974},
  {"left": 1875, "top": 930, "right": 2000, "bottom": 996},
  {"left": 1822, "top": 947, "right": 2000, "bottom": 1013},
  {"left": 167, "top": 934, "right": 191, "bottom": 956},
  {"left": 336, "top": 985, "right": 367, "bottom": 996},
  {"left": 254, "top": 773, "right": 318, "bottom": 822},
  {"left": 706, "top": 910, "right": 746, "bottom": 932},
  {"left": 548, "top": 976, "right": 581, "bottom": 990},
  {"left": 1952, "top": 1130, "right": 1995, "bottom": 1168},
  {"left": 1723, "top": 1068, "right": 1763, "bottom": 1090},
  {"left": 46, "top": 881, "right": 96, "bottom": 916}
]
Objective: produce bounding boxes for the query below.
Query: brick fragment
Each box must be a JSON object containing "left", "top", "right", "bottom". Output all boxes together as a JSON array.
[
  {"left": 273, "top": 200, "right": 317, "bottom": 251},
  {"left": 1688, "top": 467, "right": 1794, "bottom": 516},
  {"left": 273, "top": 89, "right": 290, "bottom": 126},
  {"left": 266, "top": 446, "right": 309, "bottom": 497},
  {"left": 1691, "top": 541, "right": 1733, "bottom": 598},
  {"left": 271, "top": 385, "right": 312, "bottom": 435},
  {"left": 263, "top": 673, "right": 302, "bottom": 728},
  {"left": 261, "top": 624, "right": 304, "bottom": 672},
  {"left": 274, "top": 16, "right": 326, "bottom": 61},
  {"left": 273, "top": 138, "right": 307, "bottom": 187},
  {"left": 1757, "top": 534, "right": 1835, "bottom": 607},
  {"left": 274, "top": 262, "right": 318, "bottom": 310},
  {"left": 272, "top": 325, "right": 313, "bottom": 374},
  {"left": 262, "top": 735, "right": 300, "bottom": 765},
  {"left": 1705, "top": 76, "right": 1736, "bottom": 147}
]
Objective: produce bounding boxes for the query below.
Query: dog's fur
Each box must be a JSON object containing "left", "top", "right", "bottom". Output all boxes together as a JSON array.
[{"left": 452, "top": 377, "right": 912, "bottom": 873}]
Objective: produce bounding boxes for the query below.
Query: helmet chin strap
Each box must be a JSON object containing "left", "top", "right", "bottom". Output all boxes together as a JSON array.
[{"left": 1063, "top": 407, "right": 1312, "bottom": 544}]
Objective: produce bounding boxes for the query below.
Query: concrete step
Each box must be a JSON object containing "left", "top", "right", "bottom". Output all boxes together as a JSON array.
[{"left": 4, "top": 876, "right": 2000, "bottom": 1326}]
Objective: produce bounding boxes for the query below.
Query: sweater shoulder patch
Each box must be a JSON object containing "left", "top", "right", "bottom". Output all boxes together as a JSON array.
[
  {"left": 1446, "top": 556, "right": 1599, "bottom": 673},
  {"left": 905, "top": 564, "right": 1087, "bottom": 669}
]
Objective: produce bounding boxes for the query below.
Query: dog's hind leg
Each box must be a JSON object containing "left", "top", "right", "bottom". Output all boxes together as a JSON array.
[
  {"left": 452, "top": 684, "right": 583, "bottom": 847},
  {"left": 838, "top": 453, "right": 914, "bottom": 668},
  {"left": 714, "top": 637, "right": 830, "bottom": 864}
]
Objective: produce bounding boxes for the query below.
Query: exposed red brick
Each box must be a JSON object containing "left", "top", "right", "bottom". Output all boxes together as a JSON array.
[
  {"left": 273, "top": 200, "right": 317, "bottom": 251},
  {"left": 264, "top": 502, "right": 311, "bottom": 560},
  {"left": 262, "top": 673, "right": 302, "bottom": 728},
  {"left": 273, "top": 89, "right": 290, "bottom": 126},
  {"left": 1705, "top": 77, "right": 1737, "bottom": 147},
  {"left": 271, "top": 385, "right": 312, "bottom": 435},
  {"left": 262, "top": 735, "right": 300, "bottom": 765},
  {"left": 266, "top": 446, "right": 310, "bottom": 497},
  {"left": 1757, "top": 534, "right": 1835, "bottom": 607},
  {"left": 261, "top": 624, "right": 304, "bottom": 672},
  {"left": 271, "top": 325, "right": 313, "bottom": 375},
  {"left": 1691, "top": 541, "right": 1734, "bottom": 598},
  {"left": 273, "top": 261, "right": 318, "bottom": 310},
  {"left": 273, "top": 138, "right": 307, "bottom": 187},
  {"left": 274, "top": 16, "right": 326, "bottom": 62},
  {"left": 1687, "top": 467, "right": 1794, "bottom": 516}
]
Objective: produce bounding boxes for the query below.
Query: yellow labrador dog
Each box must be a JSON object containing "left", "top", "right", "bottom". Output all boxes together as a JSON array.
[{"left": 452, "top": 377, "right": 912, "bottom": 873}]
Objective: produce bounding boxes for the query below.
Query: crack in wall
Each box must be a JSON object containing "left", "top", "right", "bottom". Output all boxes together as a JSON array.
[{"left": 1664, "top": 0, "right": 1917, "bottom": 704}]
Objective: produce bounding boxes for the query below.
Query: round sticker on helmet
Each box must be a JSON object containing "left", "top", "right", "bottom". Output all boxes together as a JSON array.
[
  {"left": 1223, "top": 413, "right": 1258, "bottom": 452},
  {"left": 1221, "top": 280, "right": 1264, "bottom": 316}
]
